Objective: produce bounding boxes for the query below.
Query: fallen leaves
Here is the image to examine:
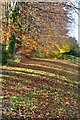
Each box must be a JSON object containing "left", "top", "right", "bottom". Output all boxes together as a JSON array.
[{"left": 1, "top": 59, "right": 80, "bottom": 119}]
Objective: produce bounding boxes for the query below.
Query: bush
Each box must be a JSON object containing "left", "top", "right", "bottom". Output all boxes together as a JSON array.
[
  {"left": 8, "top": 34, "right": 16, "bottom": 56},
  {"left": 67, "top": 37, "right": 80, "bottom": 57},
  {"left": 69, "top": 48, "right": 80, "bottom": 57},
  {"left": 34, "top": 50, "right": 48, "bottom": 58},
  {"left": 48, "top": 50, "right": 61, "bottom": 59},
  {"left": 1, "top": 44, "right": 9, "bottom": 65}
]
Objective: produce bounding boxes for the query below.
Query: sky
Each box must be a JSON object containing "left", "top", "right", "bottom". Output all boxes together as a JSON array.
[{"left": 65, "top": 0, "right": 80, "bottom": 46}]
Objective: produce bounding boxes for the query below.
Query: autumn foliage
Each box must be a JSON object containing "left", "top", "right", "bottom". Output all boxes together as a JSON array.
[{"left": 1, "top": 2, "right": 72, "bottom": 60}]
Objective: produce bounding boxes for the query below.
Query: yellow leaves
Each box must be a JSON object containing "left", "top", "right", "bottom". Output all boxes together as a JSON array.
[
  {"left": 64, "top": 44, "right": 70, "bottom": 52},
  {"left": 12, "top": 24, "right": 16, "bottom": 30},
  {"left": 23, "top": 39, "right": 37, "bottom": 48},
  {"left": 1, "top": 24, "right": 10, "bottom": 44},
  {"left": 20, "top": 37, "right": 38, "bottom": 57},
  {"left": 56, "top": 43, "right": 70, "bottom": 54},
  {"left": 1, "top": 30, "right": 6, "bottom": 42},
  {"left": 74, "top": 101, "right": 77, "bottom": 106},
  {"left": 17, "top": 16, "right": 20, "bottom": 23},
  {"left": 66, "top": 102, "right": 69, "bottom": 105},
  {"left": 3, "top": 19, "right": 7, "bottom": 23}
]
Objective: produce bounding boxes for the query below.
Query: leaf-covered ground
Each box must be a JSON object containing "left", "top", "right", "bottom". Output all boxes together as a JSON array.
[{"left": 0, "top": 58, "right": 80, "bottom": 119}]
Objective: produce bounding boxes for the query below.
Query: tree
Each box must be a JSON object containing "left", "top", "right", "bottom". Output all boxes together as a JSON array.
[
  {"left": 1, "top": 1, "right": 77, "bottom": 59},
  {"left": 1, "top": 2, "right": 40, "bottom": 58}
]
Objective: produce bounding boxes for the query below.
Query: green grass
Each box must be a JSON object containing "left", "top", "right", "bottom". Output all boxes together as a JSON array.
[{"left": 61, "top": 55, "right": 80, "bottom": 66}]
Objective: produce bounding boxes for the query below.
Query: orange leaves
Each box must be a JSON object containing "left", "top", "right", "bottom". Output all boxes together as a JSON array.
[
  {"left": 20, "top": 31, "right": 38, "bottom": 57},
  {"left": 37, "top": 16, "right": 40, "bottom": 21},
  {"left": 1, "top": 28, "right": 10, "bottom": 44},
  {"left": 11, "top": 22, "right": 17, "bottom": 30},
  {"left": 1, "top": 30, "right": 5, "bottom": 42},
  {"left": 6, "top": 32, "right": 9, "bottom": 42}
]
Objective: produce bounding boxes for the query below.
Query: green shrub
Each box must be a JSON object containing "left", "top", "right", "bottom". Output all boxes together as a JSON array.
[
  {"left": 34, "top": 50, "right": 48, "bottom": 58},
  {"left": 69, "top": 48, "right": 80, "bottom": 57},
  {"left": 1, "top": 43, "right": 9, "bottom": 65},
  {"left": 67, "top": 37, "right": 80, "bottom": 57},
  {"left": 48, "top": 50, "right": 61, "bottom": 59},
  {"left": 60, "top": 53, "right": 80, "bottom": 66},
  {"left": 48, "top": 51, "right": 55, "bottom": 58},
  {"left": 8, "top": 34, "right": 16, "bottom": 56}
]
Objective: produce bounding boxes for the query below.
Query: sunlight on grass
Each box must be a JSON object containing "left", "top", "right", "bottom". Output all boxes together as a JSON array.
[{"left": 1, "top": 66, "right": 79, "bottom": 85}]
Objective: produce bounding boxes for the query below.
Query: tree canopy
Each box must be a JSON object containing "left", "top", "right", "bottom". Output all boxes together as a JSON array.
[{"left": 1, "top": 1, "right": 79, "bottom": 62}]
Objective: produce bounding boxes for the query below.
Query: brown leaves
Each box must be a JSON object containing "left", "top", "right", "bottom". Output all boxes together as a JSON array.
[{"left": 2, "top": 59, "right": 79, "bottom": 119}]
